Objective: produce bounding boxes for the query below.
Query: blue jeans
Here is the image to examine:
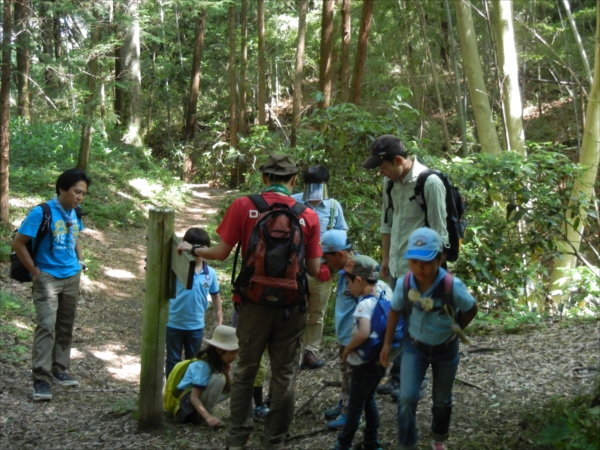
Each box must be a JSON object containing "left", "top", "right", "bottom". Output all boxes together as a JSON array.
[
  {"left": 165, "top": 326, "right": 204, "bottom": 379},
  {"left": 337, "top": 363, "right": 386, "bottom": 450},
  {"left": 397, "top": 337, "right": 459, "bottom": 449}
]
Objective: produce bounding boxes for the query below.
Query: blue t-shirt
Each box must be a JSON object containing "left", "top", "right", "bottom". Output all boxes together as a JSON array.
[
  {"left": 290, "top": 195, "right": 348, "bottom": 237},
  {"left": 390, "top": 267, "right": 475, "bottom": 346},
  {"left": 167, "top": 262, "right": 219, "bottom": 331},
  {"left": 18, "top": 201, "right": 83, "bottom": 279},
  {"left": 177, "top": 359, "right": 213, "bottom": 391}
]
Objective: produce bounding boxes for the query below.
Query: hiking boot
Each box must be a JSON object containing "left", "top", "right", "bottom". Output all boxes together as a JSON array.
[
  {"left": 327, "top": 413, "right": 347, "bottom": 430},
  {"left": 356, "top": 439, "right": 383, "bottom": 450},
  {"left": 52, "top": 372, "right": 79, "bottom": 387},
  {"left": 376, "top": 378, "right": 398, "bottom": 395},
  {"left": 253, "top": 404, "right": 270, "bottom": 421},
  {"left": 332, "top": 441, "right": 352, "bottom": 450},
  {"left": 300, "top": 350, "right": 324, "bottom": 370},
  {"left": 431, "top": 441, "right": 447, "bottom": 450},
  {"left": 324, "top": 400, "right": 343, "bottom": 420},
  {"left": 33, "top": 381, "right": 52, "bottom": 401}
]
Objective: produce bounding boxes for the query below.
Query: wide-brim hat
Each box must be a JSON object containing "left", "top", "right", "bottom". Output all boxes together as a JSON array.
[
  {"left": 205, "top": 325, "right": 239, "bottom": 351},
  {"left": 258, "top": 154, "right": 299, "bottom": 175},
  {"left": 403, "top": 227, "right": 443, "bottom": 261},
  {"left": 362, "top": 135, "right": 407, "bottom": 169}
]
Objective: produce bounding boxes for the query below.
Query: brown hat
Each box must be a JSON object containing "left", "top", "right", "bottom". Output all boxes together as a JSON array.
[
  {"left": 344, "top": 255, "right": 380, "bottom": 281},
  {"left": 361, "top": 135, "right": 407, "bottom": 169},
  {"left": 258, "top": 154, "right": 299, "bottom": 175}
]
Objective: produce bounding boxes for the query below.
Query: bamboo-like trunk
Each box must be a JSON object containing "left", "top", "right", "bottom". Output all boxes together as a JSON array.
[{"left": 291, "top": 0, "right": 308, "bottom": 148}]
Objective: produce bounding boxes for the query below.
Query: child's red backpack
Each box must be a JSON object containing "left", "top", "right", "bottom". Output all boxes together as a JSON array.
[{"left": 232, "top": 194, "right": 308, "bottom": 309}]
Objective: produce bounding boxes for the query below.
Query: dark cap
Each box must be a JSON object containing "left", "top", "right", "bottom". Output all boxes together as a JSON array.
[
  {"left": 344, "top": 255, "right": 380, "bottom": 281},
  {"left": 258, "top": 154, "right": 299, "bottom": 175},
  {"left": 361, "top": 135, "right": 407, "bottom": 169}
]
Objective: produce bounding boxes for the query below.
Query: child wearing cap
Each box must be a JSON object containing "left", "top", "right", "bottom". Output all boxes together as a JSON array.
[
  {"left": 174, "top": 325, "right": 239, "bottom": 427},
  {"left": 330, "top": 254, "right": 387, "bottom": 450},
  {"left": 380, "top": 228, "right": 478, "bottom": 450},
  {"left": 320, "top": 230, "right": 393, "bottom": 433}
]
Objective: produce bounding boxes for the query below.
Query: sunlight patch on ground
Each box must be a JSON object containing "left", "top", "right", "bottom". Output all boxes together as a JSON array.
[
  {"left": 91, "top": 346, "right": 141, "bottom": 382},
  {"left": 129, "top": 178, "right": 163, "bottom": 198},
  {"left": 103, "top": 268, "right": 136, "bottom": 279}
]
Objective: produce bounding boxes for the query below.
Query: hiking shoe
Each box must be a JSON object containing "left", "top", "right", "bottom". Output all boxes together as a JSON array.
[
  {"left": 327, "top": 413, "right": 347, "bottom": 430},
  {"left": 376, "top": 378, "right": 398, "bottom": 395},
  {"left": 431, "top": 441, "right": 447, "bottom": 450},
  {"left": 33, "top": 381, "right": 52, "bottom": 401},
  {"left": 356, "top": 439, "right": 383, "bottom": 450},
  {"left": 332, "top": 441, "right": 351, "bottom": 450},
  {"left": 300, "top": 350, "right": 324, "bottom": 370},
  {"left": 52, "top": 372, "right": 79, "bottom": 387},
  {"left": 324, "top": 400, "right": 343, "bottom": 420},
  {"left": 253, "top": 404, "right": 270, "bottom": 421}
]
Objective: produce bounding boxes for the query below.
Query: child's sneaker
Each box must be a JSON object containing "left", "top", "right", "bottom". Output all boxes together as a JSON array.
[
  {"left": 33, "top": 381, "right": 52, "bottom": 401},
  {"left": 431, "top": 441, "right": 447, "bottom": 450},
  {"left": 52, "top": 372, "right": 79, "bottom": 387},
  {"left": 356, "top": 439, "right": 383, "bottom": 450},
  {"left": 324, "top": 400, "right": 343, "bottom": 420},
  {"left": 331, "top": 441, "right": 352, "bottom": 450},
  {"left": 253, "top": 404, "right": 270, "bottom": 421},
  {"left": 327, "top": 413, "right": 347, "bottom": 430}
]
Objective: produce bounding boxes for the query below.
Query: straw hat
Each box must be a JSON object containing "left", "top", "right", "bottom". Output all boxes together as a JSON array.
[{"left": 205, "top": 325, "right": 239, "bottom": 351}]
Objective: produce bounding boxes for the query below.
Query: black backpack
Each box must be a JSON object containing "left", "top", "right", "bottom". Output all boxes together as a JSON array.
[
  {"left": 10, "top": 203, "right": 52, "bottom": 282},
  {"left": 385, "top": 170, "right": 467, "bottom": 262},
  {"left": 231, "top": 194, "right": 309, "bottom": 309}
]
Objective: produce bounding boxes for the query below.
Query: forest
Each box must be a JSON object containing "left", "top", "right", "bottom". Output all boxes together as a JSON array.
[{"left": 0, "top": 0, "right": 599, "bottom": 449}]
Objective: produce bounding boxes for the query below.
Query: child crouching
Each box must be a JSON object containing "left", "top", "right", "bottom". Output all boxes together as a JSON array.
[{"left": 174, "top": 325, "right": 239, "bottom": 427}]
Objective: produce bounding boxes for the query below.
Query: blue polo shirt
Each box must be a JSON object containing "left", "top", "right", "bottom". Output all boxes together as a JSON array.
[
  {"left": 291, "top": 195, "right": 348, "bottom": 237},
  {"left": 18, "top": 201, "right": 83, "bottom": 279},
  {"left": 168, "top": 262, "right": 219, "bottom": 331},
  {"left": 390, "top": 267, "right": 475, "bottom": 346},
  {"left": 177, "top": 359, "right": 213, "bottom": 391}
]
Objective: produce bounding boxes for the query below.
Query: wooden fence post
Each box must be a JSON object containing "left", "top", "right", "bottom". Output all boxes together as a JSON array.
[{"left": 137, "top": 208, "right": 174, "bottom": 430}]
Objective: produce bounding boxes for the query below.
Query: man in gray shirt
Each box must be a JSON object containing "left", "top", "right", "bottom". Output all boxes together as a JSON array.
[{"left": 362, "top": 135, "right": 448, "bottom": 398}]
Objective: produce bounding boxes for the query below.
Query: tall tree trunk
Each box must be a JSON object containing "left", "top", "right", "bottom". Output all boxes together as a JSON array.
[
  {"left": 113, "top": 0, "right": 123, "bottom": 122},
  {"left": 77, "top": 21, "right": 103, "bottom": 172},
  {"left": 454, "top": 0, "right": 502, "bottom": 155},
  {"left": 340, "top": 0, "right": 351, "bottom": 102},
  {"left": 319, "top": 0, "right": 334, "bottom": 108},
  {"left": 120, "top": 0, "right": 143, "bottom": 147},
  {"left": 291, "top": 0, "right": 308, "bottom": 148},
  {"left": 183, "top": 9, "right": 207, "bottom": 143},
  {"left": 0, "top": 0, "right": 12, "bottom": 224},
  {"left": 238, "top": 0, "right": 248, "bottom": 135},
  {"left": 40, "top": 0, "right": 54, "bottom": 87},
  {"left": 550, "top": 1, "right": 600, "bottom": 305},
  {"left": 257, "top": 0, "right": 266, "bottom": 125},
  {"left": 349, "top": 0, "right": 374, "bottom": 105},
  {"left": 228, "top": 4, "right": 238, "bottom": 150},
  {"left": 561, "top": 0, "right": 593, "bottom": 86},
  {"left": 14, "top": 0, "right": 30, "bottom": 119},
  {"left": 416, "top": 1, "right": 452, "bottom": 152},
  {"left": 492, "top": 0, "right": 525, "bottom": 155}
]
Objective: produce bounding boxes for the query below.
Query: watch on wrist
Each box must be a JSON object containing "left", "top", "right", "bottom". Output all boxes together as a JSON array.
[{"left": 191, "top": 244, "right": 201, "bottom": 256}]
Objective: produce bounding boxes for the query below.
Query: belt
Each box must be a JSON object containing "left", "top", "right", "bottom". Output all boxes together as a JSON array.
[{"left": 408, "top": 333, "right": 457, "bottom": 352}]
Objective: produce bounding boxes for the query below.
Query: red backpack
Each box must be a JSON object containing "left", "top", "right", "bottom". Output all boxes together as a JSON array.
[{"left": 232, "top": 194, "right": 308, "bottom": 309}]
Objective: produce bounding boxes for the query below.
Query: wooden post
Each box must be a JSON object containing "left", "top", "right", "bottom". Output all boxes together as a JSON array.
[{"left": 138, "top": 208, "right": 174, "bottom": 430}]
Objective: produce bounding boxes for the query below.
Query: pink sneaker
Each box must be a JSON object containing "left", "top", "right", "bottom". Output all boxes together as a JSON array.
[{"left": 431, "top": 441, "right": 447, "bottom": 450}]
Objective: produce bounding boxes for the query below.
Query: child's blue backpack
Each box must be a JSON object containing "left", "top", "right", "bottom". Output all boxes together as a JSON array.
[{"left": 355, "top": 293, "right": 404, "bottom": 364}]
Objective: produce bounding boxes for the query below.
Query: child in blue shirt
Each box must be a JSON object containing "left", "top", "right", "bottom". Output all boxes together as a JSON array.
[
  {"left": 175, "top": 325, "right": 239, "bottom": 427},
  {"left": 166, "top": 228, "right": 222, "bottom": 379},
  {"left": 331, "top": 255, "right": 388, "bottom": 450},
  {"left": 381, "top": 228, "right": 478, "bottom": 450}
]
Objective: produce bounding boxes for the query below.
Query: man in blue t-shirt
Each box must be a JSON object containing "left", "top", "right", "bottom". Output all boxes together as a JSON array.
[{"left": 12, "top": 168, "right": 91, "bottom": 402}]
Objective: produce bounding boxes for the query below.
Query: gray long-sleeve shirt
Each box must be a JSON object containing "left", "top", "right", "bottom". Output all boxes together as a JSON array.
[{"left": 380, "top": 156, "right": 449, "bottom": 279}]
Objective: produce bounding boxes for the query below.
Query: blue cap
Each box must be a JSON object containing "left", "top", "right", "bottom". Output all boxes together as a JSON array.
[
  {"left": 404, "top": 227, "right": 443, "bottom": 261},
  {"left": 321, "top": 230, "right": 352, "bottom": 253}
]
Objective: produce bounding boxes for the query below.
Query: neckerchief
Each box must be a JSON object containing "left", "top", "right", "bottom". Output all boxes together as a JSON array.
[
  {"left": 53, "top": 197, "right": 76, "bottom": 249},
  {"left": 264, "top": 184, "right": 290, "bottom": 195}
]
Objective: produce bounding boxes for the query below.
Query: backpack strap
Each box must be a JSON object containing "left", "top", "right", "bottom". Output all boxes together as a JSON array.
[
  {"left": 384, "top": 179, "right": 394, "bottom": 224},
  {"left": 327, "top": 199, "right": 337, "bottom": 230},
  {"left": 441, "top": 272, "right": 454, "bottom": 315},
  {"left": 31, "top": 203, "right": 53, "bottom": 259},
  {"left": 402, "top": 273, "right": 412, "bottom": 319},
  {"left": 410, "top": 170, "right": 435, "bottom": 227}
]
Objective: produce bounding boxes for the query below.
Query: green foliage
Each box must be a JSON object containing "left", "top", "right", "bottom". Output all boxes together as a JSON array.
[
  {"left": 9, "top": 119, "right": 190, "bottom": 229},
  {"left": 0, "top": 291, "right": 34, "bottom": 364},
  {"left": 533, "top": 380, "right": 600, "bottom": 449}
]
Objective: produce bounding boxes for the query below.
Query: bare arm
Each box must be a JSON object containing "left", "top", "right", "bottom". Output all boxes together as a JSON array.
[
  {"left": 341, "top": 317, "right": 371, "bottom": 362},
  {"left": 177, "top": 240, "right": 234, "bottom": 261},
  {"left": 12, "top": 232, "right": 41, "bottom": 281},
  {"left": 380, "top": 309, "right": 401, "bottom": 367},
  {"left": 305, "top": 257, "right": 320, "bottom": 278},
  {"left": 458, "top": 303, "right": 478, "bottom": 330},
  {"left": 211, "top": 293, "right": 223, "bottom": 326},
  {"left": 189, "top": 387, "right": 221, "bottom": 427}
]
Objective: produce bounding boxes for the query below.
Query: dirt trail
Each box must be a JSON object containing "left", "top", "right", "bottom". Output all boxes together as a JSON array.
[{"left": 1, "top": 184, "right": 598, "bottom": 450}]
